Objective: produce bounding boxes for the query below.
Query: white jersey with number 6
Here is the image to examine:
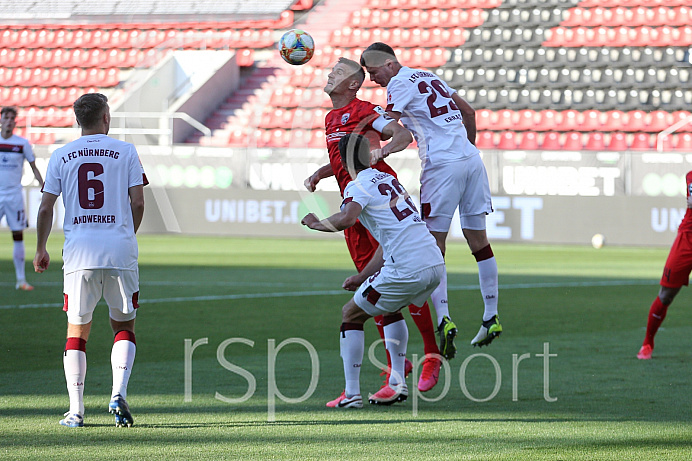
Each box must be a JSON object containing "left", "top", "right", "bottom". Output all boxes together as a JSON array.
[
  {"left": 343, "top": 168, "right": 443, "bottom": 276},
  {"left": 43, "top": 134, "right": 146, "bottom": 273},
  {"left": 386, "top": 66, "right": 479, "bottom": 168}
]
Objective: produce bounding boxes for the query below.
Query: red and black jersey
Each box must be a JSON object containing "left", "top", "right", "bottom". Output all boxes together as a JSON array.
[{"left": 324, "top": 97, "right": 396, "bottom": 195}]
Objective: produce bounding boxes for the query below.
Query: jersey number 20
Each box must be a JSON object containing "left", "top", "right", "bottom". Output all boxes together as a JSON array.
[{"left": 378, "top": 178, "right": 418, "bottom": 222}]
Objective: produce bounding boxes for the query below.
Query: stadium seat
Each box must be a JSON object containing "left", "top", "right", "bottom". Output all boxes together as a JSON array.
[
  {"left": 563, "top": 132, "right": 584, "bottom": 150},
  {"left": 630, "top": 132, "right": 653, "bottom": 150},
  {"left": 607, "top": 132, "right": 629, "bottom": 151},
  {"left": 540, "top": 132, "right": 561, "bottom": 150},
  {"left": 476, "top": 131, "right": 495, "bottom": 150},
  {"left": 675, "top": 133, "right": 692, "bottom": 151},
  {"left": 518, "top": 131, "right": 539, "bottom": 150},
  {"left": 497, "top": 131, "right": 519, "bottom": 150},
  {"left": 584, "top": 132, "right": 606, "bottom": 151}
]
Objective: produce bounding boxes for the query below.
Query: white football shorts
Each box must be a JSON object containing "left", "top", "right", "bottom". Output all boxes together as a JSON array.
[
  {"left": 420, "top": 154, "right": 493, "bottom": 233},
  {"left": 63, "top": 268, "right": 140, "bottom": 325},
  {"left": 354, "top": 263, "right": 445, "bottom": 317},
  {"left": 0, "top": 190, "right": 27, "bottom": 231}
]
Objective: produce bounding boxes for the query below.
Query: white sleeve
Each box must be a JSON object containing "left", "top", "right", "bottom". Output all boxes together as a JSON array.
[
  {"left": 23, "top": 138, "right": 35, "bottom": 163},
  {"left": 387, "top": 78, "right": 413, "bottom": 114},
  {"left": 42, "top": 151, "right": 61, "bottom": 196}
]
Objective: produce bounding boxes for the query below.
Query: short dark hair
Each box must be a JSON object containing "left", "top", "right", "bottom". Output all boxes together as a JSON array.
[
  {"left": 338, "top": 133, "right": 371, "bottom": 173},
  {"left": 1, "top": 107, "right": 17, "bottom": 117},
  {"left": 73, "top": 93, "right": 108, "bottom": 129},
  {"left": 337, "top": 57, "right": 365, "bottom": 85},
  {"left": 360, "top": 42, "right": 397, "bottom": 67}
]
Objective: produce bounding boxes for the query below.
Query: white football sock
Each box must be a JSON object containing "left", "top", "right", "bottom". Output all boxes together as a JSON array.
[
  {"left": 111, "top": 339, "right": 136, "bottom": 399},
  {"left": 478, "top": 257, "right": 499, "bottom": 321},
  {"left": 383, "top": 319, "right": 408, "bottom": 386},
  {"left": 340, "top": 329, "right": 364, "bottom": 397},
  {"left": 430, "top": 270, "right": 449, "bottom": 326},
  {"left": 13, "top": 240, "right": 25, "bottom": 282},
  {"left": 64, "top": 349, "right": 86, "bottom": 416}
]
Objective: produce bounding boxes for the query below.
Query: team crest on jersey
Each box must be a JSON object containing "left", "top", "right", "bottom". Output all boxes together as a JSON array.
[{"left": 341, "top": 113, "right": 350, "bottom": 125}]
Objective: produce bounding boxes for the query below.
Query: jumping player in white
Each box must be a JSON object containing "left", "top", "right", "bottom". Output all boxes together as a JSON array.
[
  {"left": 360, "top": 42, "right": 502, "bottom": 352},
  {"left": 33, "top": 93, "right": 146, "bottom": 428},
  {"left": 302, "top": 133, "right": 444, "bottom": 407},
  {"left": 0, "top": 106, "right": 44, "bottom": 291}
]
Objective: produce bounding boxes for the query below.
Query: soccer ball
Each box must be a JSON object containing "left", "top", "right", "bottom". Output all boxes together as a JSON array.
[
  {"left": 278, "top": 29, "right": 315, "bottom": 65},
  {"left": 591, "top": 233, "right": 605, "bottom": 249}
]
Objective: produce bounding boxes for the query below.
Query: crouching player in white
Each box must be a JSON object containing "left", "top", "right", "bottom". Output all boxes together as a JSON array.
[
  {"left": 33, "top": 93, "right": 147, "bottom": 427},
  {"left": 302, "top": 133, "right": 444, "bottom": 407}
]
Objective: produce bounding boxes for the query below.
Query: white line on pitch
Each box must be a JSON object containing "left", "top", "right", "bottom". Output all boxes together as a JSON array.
[{"left": 0, "top": 279, "right": 657, "bottom": 310}]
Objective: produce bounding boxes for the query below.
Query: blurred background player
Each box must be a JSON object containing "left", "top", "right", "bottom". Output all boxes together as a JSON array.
[
  {"left": 638, "top": 171, "right": 692, "bottom": 360},
  {"left": 304, "top": 57, "right": 442, "bottom": 392},
  {"left": 0, "top": 106, "right": 44, "bottom": 291},
  {"left": 33, "top": 93, "right": 146, "bottom": 427},
  {"left": 360, "top": 42, "right": 502, "bottom": 354},
  {"left": 302, "top": 133, "right": 444, "bottom": 407}
]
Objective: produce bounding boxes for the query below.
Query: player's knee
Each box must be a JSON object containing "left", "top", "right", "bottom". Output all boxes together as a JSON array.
[{"left": 658, "top": 288, "right": 679, "bottom": 306}]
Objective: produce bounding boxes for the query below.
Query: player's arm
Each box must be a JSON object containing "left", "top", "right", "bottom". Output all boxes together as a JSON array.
[
  {"left": 28, "top": 161, "right": 44, "bottom": 188},
  {"left": 371, "top": 120, "right": 413, "bottom": 164},
  {"left": 129, "top": 184, "right": 145, "bottom": 233},
  {"left": 33, "top": 192, "right": 58, "bottom": 273},
  {"left": 452, "top": 93, "right": 476, "bottom": 146},
  {"left": 301, "top": 200, "right": 362, "bottom": 232},
  {"left": 343, "top": 245, "right": 385, "bottom": 291},
  {"left": 304, "top": 163, "right": 334, "bottom": 192}
]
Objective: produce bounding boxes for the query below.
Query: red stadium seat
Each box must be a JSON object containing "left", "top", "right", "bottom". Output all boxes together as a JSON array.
[
  {"left": 537, "top": 110, "right": 560, "bottom": 131},
  {"left": 584, "top": 132, "right": 606, "bottom": 151},
  {"left": 518, "top": 131, "right": 539, "bottom": 150},
  {"left": 630, "top": 133, "right": 653, "bottom": 150},
  {"left": 497, "top": 131, "right": 518, "bottom": 150},
  {"left": 602, "top": 110, "right": 627, "bottom": 132},
  {"left": 627, "top": 110, "right": 647, "bottom": 132},
  {"left": 541, "top": 132, "right": 561, "bottom": 150},
  {"left": 647, "top": 110, "right": 673, "bottom": 132},
  {"left": 675, "top": 133, "right": 692, "bottom": 151},
  {"left": 476, "top": 131, "right": 495, "bottom": 150},
  {"left": 580, "top": 110, "right": 603, "bottom": 131},
  {"left": 563, "top": 132, "right": 584, "bottom": 150},
  {"left": 607, "top": 132, "right": 628, "bottom": 151},
  {"left": 476, "top": 109, "right": 494, "bottom": 130}
]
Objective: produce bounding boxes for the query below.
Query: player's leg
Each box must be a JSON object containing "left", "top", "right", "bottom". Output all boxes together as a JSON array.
[
  {"left": 12, "top": 230, "right": 33, "bottom": 290},
  {"left": 639, "top": 233, "right": 692, "bottom": 359},
  {"left": 408, "top": 300, "right": 441, "bottom": 392},
  {"left": 345, "top": 224, "right": 410, "bottom": 382},
  {"left": 420, "top": 168, "right": 458, "bottom": 359},
  {"left": 326, "top": 298, "right": 370, "bottom": 409},
  {"left": 103, "top": 269, "right": 139, "bottom": 426},
  {"left": 7, "top": 193, "right": 32, "bottom": 291},
  {"left": 463, "top": 225, "right": 502, "bottom": 347},
  {"left": 61, "top": 270, "right": 101, "bottom": 427},
  {"left": 458, "top": 156, "right": 500, "bottom": 347},
  {"left": 638, "top": 286, "right": 679, "bottom": 360}
]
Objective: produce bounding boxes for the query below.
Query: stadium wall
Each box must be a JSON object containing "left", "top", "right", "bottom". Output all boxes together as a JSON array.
[{"left": 7, "top": 147, "right": 689, "bottom": 247}]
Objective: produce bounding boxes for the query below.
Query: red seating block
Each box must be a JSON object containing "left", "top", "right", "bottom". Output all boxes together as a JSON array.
[
  {"left": 476, "top": 131, "right": 495, "bottom": 150},
  {"left": 519, "top": 131, "right": 539, "bottom": 150}
]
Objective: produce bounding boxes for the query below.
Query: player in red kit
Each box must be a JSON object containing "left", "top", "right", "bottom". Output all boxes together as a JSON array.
[
  {"left": 304, "top": 58, "right": 442, "bottom": 393},
  {"left": 638, "top": 171, "right": 692, "bottom": 360}
]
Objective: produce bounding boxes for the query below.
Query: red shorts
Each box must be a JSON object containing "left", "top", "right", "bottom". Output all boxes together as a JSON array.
[
  {"left": 661, "top": 231, "right": 692, "bottom": 288},
  {"left": 344, "top": 221, "right": 379, "bottom": 273}
]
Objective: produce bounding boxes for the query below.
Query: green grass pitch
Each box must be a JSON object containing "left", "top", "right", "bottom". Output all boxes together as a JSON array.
[{"left": 2, "top": 234, "right": 692, "bottom": 460}]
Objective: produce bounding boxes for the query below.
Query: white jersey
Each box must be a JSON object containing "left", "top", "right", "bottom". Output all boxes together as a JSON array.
[
  {"left": 343, "top": 168, "right": 443, "bottom": 275},
  {"left": 386, "top": 66, "right": 479, "bottom": 168},
  {"left": 43, "top": 134, "right": 146, "bottom": 273},
  {"left": 0, "top": 134, "right": 35, "bottom": 193}
]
